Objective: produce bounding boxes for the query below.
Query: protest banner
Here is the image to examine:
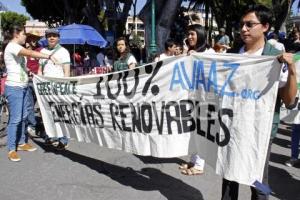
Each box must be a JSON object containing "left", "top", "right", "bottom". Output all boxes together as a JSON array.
[{"left": 33, "top": 53, "right": 281, "bottom": 185}]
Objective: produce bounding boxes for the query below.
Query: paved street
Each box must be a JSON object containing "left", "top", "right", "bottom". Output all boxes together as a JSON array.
[{"left": 0, "top": 118, "right": 299, "bottom": 200}]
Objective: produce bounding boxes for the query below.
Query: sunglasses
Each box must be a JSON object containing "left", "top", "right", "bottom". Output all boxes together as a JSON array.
[{"left": 240, "top": 21, "right": 262, "bottom": 29}]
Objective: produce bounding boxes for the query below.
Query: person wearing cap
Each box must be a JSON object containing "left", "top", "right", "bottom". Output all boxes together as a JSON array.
[
  {"left": 38, "top": 28, "right": 70, "bottom": 77},
  {"left": 38, "top": 28, "right": 71, "bottom": 150},
  {"left": 2, "top": 25, "right": 57, "bottom": 162},
  {"left": 215, "top": 27, "right": 231, "bottom": 51},
  {"left": 25, "top": 30, "right": 42, "bottom": 138}
]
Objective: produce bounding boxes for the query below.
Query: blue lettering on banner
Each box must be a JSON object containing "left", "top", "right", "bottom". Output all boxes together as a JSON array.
[{"left": 169, "top": 60, "right": 261, "bottom": 100}]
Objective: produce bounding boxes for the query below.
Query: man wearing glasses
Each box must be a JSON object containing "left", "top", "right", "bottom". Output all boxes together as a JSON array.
[{"left": 221, "top": 5, "right": 297, "bottom": 200}]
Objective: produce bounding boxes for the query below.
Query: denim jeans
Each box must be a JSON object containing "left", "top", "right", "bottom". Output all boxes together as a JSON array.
[
  {"left": 291, "top": 124, "right": 300, "bottom": 159},
  {"left": 27, "top": 81, "right": 36, "bottom": 129},
  {"left": 5, "top": 85, "right": 30, "bottom": 151}
]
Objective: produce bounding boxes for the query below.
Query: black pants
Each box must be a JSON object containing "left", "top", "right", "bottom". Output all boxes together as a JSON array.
[{"left": 221, "top": 139, "right": 273, "bottom": 200}]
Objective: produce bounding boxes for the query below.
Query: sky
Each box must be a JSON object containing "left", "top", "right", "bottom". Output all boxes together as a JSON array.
[{"left": 1, "top": 0, "right": 299, "bottom": 17}]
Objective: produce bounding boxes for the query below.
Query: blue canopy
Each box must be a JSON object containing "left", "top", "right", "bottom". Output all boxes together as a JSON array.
[{"left": 39, "top": 23, "right": 107, "bottom": 47}]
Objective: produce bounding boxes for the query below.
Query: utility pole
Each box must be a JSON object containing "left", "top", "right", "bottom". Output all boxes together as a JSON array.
[{"left": 148, "top": 0, "right": 157, "bottom": 57}]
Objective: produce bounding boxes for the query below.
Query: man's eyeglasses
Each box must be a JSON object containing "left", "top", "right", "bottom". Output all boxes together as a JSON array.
[{"left": 240, "top": 21, "right": 262, "bottom": 29}]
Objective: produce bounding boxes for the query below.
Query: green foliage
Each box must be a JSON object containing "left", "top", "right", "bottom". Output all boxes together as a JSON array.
[
  {"left": 130, "top": 33, "right": 143, "bottom": 48},
  {"left": 0, "top": 11, "right": 29, "bottom": 31}
]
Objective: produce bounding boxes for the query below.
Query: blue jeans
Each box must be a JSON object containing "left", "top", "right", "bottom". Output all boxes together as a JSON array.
[
  {"left": 5, "top": 85, "right": 30, "bottom": 151},
  {"left": 291, "top": 124, "right": 300, "bottom": 159},
  {"left": 27, "top": 81, "right": 36, "bottom": 129}
]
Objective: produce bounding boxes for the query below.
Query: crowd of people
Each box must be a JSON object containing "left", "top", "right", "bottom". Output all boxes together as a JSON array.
[{"left": 0, "top": 3, "right": 299, "bottom": 200}]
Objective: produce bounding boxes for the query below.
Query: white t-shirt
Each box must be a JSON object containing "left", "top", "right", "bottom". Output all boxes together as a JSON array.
[
  {"left": 239, "top": 46, "right": 287, "bottom": 88},
  {"left": 4, "top": 42, "right": 28, "bottom": 87},
  {"left": 154, "top": 53, "right": 174, "bottom": 62},
  {"left": 39, "top": 45, "right": 70, "bottom": 77},
  {"left": 268, "top": 39, "right": 285, "bottom": 52},
  {"left": 127, "top": 55, "right": 137, "bottom": 66}
]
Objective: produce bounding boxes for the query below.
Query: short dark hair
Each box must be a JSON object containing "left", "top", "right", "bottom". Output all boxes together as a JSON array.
[
  {"left": 242, "top": 4, "right": 273, "bottom": 31},
  {"left": 164, "top": 39, "right": 176, "bottom": 51}
]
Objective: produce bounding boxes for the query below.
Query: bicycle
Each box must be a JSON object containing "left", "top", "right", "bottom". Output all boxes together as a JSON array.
[{"left": 0, "top": 74, "right": 7, "bottom": 139}]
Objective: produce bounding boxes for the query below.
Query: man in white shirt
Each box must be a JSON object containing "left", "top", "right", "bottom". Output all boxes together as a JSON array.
[
  {"left": 38, "top": 28, "right": 71, "bottom": 149},
  {"left": 38, "top": 29, "right": 70, "bottom": 77},
  {"left": 154, "top": 39, "right": 177, "bottom": 61},
  {"left": 268, "top": 32, "right": 285, "bottom": 52}
]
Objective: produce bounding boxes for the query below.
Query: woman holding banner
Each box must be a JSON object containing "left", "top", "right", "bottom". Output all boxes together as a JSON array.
[
  {"left": 179, "top": 24, "right": 215, "bottom": 175},
  {"left": 3, "top": 25, "right": 57, "bottom": 162},
  {"left": 113, "top": 37, "right": 137, "bottom": 72}
]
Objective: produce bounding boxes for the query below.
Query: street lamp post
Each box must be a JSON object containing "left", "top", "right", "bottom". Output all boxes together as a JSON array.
[{"left": 148, "top": 0, "right": 157, "bottom": 57}]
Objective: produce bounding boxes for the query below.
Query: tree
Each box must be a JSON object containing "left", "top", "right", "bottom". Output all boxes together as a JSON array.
[
  {"left": 21, "top": 0, "right": 134, "bottom": 37},
  {"left": 0, "top": 11, "right": 29, "bottom": 31},
  {"left": 140, "top": 0, "right": 182, "bottom": 53},
  {"left": 130, "top": 33, "right": 143, "bottom": 48}
]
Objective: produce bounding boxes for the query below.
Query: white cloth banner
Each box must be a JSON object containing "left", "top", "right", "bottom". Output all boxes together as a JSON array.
[{"left": 33, "top": 53, "right": 281, "bottom": 186}]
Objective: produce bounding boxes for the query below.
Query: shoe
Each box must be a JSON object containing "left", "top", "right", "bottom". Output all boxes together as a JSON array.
[
  {"left": 285, "top": 158, "right": 299, "bottom": 167},
  {"left": 181, "top": 166, "right": 204, "bottom": 175},
  {"left": 44, "top": 137, "right": 59, "bottom": 147},
  {"left": 55, "top": 137, "right": 69, "bottom": 150},
  {"left": 8, "top": 150, "right": 21, "bottom": 162},
  {"left": 17, "top": 143, "right": 37, "bottom": 152},
  {"left": 27, "top": 127, "right": 37, "bottom": 137}
]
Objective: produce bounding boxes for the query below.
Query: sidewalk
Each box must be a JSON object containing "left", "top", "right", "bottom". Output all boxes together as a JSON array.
[{"left": 0, "top": 123, "right": 299, "bottom": 200}]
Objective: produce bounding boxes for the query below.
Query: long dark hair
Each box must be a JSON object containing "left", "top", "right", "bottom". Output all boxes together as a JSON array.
[
  {"left": 113, "top": 37, "right": 130, "bottom": 60},
  {"left": 186, "top": 24, "right": 209, "bottom": 52},
  {"left": 2, "top": 25, "right": 24, "bottom": 52}
]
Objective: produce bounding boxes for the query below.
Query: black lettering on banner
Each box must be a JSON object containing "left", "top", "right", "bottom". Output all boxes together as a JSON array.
[
  {"left": 216, "top": 108, "right": 233, "bottom": 146},
  {"left": 36, "top": 83, "right": 42, "bottom": 95},
  {"left": 110, "top": 103, "right": 122, "bottom": 130},
  {"left": 106, "top": 73, "right": 122, "bottom": 99},
  {"left": 123, "top": 69, "right": 139, "bottom": 99},
  {"left": 152, "top": 101, "right": 165, "bottom": 134},
  {"left": 119, "top": 104, "right": 132, "bottom": 132},
  {"left": 71, "top": 103, "right": 81, "bottom": 124},
  {"left": 57, "top": 105, "right": 66, "bottom": 121},
  {"left": 141, "top": 103, "right": 153, "bottom": 133},
  {"left": 206, "top": 104, "right": 216, "bottom": 143},
  {"left": 67, "top": 104, "right": 77, "bottom": 124},
  {"left": 93, "top": 104, "right": 104, "bottom": 128},
  {"left": 94, "top": 76, "right": 105, "bottom": 99},
  {"left": 196, "top": 101, "right": 206, "bottom": 136},
  {"left": 85, "top": 105, "right": 95, "bottom": 125},
  {"left": 180, "top": 100, "right": 196, "bottom": 132},
  {"left": 142, "top": 61, "right": 163, "bottom": 96},
  {"left": 61, "top": 105, "right": 71, "bottom": 124},
  {"left": 165, "top": 101, "right": 182, "bottom": 134},
  {"left": 130, "top": 103, "right": 142, "bottom": 132},
  {"left": 49, "top": 102, "right": 61, "bottom": 122},
  {"left": 80, "top": 104, "right": 87, "bottom": 125},
  {"left": 71, "top": 81, "right": 77, "bottom": 94}
]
